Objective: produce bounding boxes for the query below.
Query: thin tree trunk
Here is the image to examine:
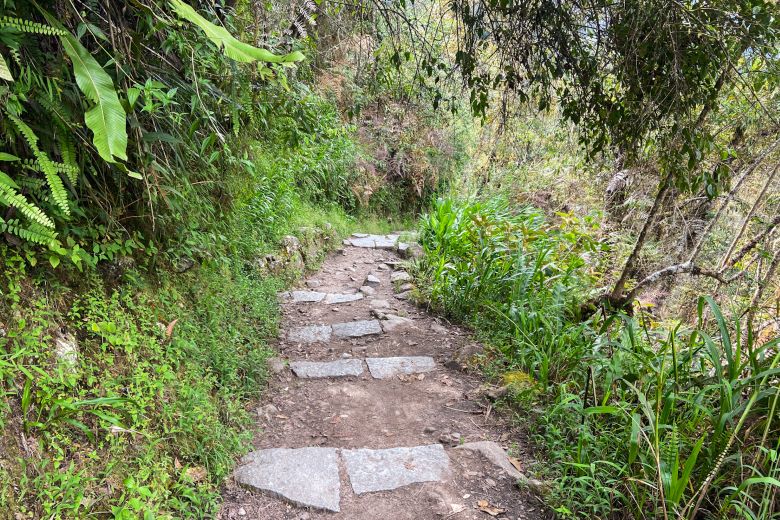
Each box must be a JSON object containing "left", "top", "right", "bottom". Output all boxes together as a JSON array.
[{"left": 609, "top": 174, "right": 672, "bottom": 300}]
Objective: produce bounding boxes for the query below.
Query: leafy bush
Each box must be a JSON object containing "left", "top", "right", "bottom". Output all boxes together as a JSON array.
[{"left": 417, "top": 198, "right": 780, "bottom": 519}]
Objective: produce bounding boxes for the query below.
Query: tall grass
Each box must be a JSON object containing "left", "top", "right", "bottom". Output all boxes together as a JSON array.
[{"left": 417, "top": 197, "right": 780, "bottom": 519}]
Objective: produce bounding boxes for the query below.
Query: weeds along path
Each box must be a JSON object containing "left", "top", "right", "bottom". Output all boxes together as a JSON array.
[{"left": 218, "top": 234, "right": 547, "bottom": 519}]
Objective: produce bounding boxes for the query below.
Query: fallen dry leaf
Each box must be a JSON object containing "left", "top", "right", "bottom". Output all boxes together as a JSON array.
[
  {"left": 508, "top": 456, "right": 523, "bottom": 472},
  {"left": 476, "top": 499, "right": 506, "bottom": 516},
  {"left": 165, "top": 319, "right": 178, "bottom": 339},
  {"left": 185, "top": 466, "right": 207, "bottom": 483}
]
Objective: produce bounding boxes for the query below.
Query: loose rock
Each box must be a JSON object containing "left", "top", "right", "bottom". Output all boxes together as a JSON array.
[
  {"left": 380, "top": 314, "right": 414, "bottom": 333},
  {"left": 267, "top": 357, "right": 287, "bottom": 374},
  {"left": 456, "top": 441, "right": 523, "bottom": 480},
  {"left": 390, "top": 271, "right": 412, "bottom": 283},
  {"left": 364, "top": 274, "right": 381, "bottom": 287}
]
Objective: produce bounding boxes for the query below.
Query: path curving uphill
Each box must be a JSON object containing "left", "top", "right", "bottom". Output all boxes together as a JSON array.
[{"left": 218, "top": 234, "right": 547, "bottom": 519}]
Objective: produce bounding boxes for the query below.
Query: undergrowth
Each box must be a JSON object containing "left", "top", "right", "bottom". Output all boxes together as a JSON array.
[{"left": 416, "top": 197, "right": 780, "bottom": 519}]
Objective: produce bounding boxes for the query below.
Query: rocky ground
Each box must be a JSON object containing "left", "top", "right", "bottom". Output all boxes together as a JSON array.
[{"left": 218, "top": 234, "right": 549, "bottom": 520}]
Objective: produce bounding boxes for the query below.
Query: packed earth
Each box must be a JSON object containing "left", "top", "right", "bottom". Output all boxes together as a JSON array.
[{"left": 218, "top": 234, "right": 548, "bottom": 519}]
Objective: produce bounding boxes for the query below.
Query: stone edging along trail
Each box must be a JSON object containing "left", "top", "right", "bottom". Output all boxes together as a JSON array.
[{"left": 218, "top": 234, "right": 549, "bottom": 519}]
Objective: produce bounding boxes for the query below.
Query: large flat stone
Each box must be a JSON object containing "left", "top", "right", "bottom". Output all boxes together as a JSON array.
[
  {"left": 455, "top": 441, "right": 524, "bottom": 480},
  {"left": 342, "top": 444, "right": 449, "bottom": 494},
  {"left": 345, "top": 234, "right": 400, "bottom": 250},
  {"left": 380, "top": 314, "right": 414, "bottom": 333},
  {"left": 235, "top": 447, "right": 340, "bottom": 512},
  {"left": 290, "top": 359, "right": 365, "bottom": 378},
  {"left": 290, "top": 290, "right": 326, "bottom": 303},
  {"left": 332, "top": 320, "right": 382, "bottom": 338},
  {"left": 324, "top": 293, "right": 363, "bottom": 304},
  {"left": 287, "top": 325, "right": 332, "bottom": 343},
  {"left": 390, "top": 271, "right": 412, "bottom": 283},
  {"left": 366, "top": 356, "right": 436, "bottom": 379}
]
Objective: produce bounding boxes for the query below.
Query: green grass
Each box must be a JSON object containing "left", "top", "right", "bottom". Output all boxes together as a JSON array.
[{"left": 415, "top": 197, "right": 780, "bottom": 519}]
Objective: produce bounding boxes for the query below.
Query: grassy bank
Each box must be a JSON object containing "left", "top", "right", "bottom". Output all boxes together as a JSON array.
[{"left": 414, "top": 197, "right": 780, "bottom": 519}]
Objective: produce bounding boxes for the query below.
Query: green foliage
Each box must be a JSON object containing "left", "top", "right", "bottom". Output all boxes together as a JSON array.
[
  {"left": 57, "top": 27, "right": 128, "bottom": 164},
  {"left": 417, "top": 197, "right": 780, "bottom": 518},
  {"left": 169, "top": 0, "right": 305, "bottom": 64},
  {"left": 0, "top": 238, "right": 281, "bottom": 516}
]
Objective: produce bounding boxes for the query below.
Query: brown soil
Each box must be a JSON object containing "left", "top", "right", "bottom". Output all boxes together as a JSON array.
[{"left": 218, "top": 243, "right": 550, "bottom": 520}]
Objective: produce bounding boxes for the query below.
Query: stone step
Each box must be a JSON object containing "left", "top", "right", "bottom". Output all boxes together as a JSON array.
[
  {"left": 343, "top": 233, "right": 400, "bottom": 250},
  {"left": 235, "top": 447, "right": 341, "bottom": 512},
  {"left": 290, "top": 359, "right": 365, "bottom": 378},
  {"left": 366, "top": 356, "right": 436, "bottom": 379},
  {"left": 235, "top": 444, "right": 449, "bottom": 512},
  {"left": 332, "top": 319, "right": 382, "bottom": 338},
  {"left": 282, "top": 291, "right": 363, "bottom": 305},
  {"left": 288, "top": 356, "right": 436, "bottom": 379}
]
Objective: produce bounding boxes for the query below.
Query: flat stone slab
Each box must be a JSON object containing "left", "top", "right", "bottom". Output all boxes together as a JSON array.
[
  {"left": 342, "top": 444, "right": 449, "bottom": 494},
  {"left": 366, "top": 356, "right": 436, "bottom": 379},
  {"left": 235, "top": 447, "right": 340, "bottom": 512},
  {"left": 359, "top": 286, "right": 376, "bottom": 296},
  {"left": 324, "top": 293, "right": 363, "bottom": 304},
  {"left": 289, "top": 290, "right": 326, "bottom": 303},
  {"left": 290, "top": 359, "right": 365, "bottom": 378},
  {"left": 456, "top": 441, "right": 523, "bottom": 480},
  {"left": 332, "top": 320, "right": 382, "bottom": 338},
  {"left": 345, "top": 234, "right": 400, "bottom": 250},
  {"left": 380, "top": 314, "right": 414, "bottom": 333},
  {"left": 287, "top": 325, "right": 332, "bottom": 343},
  {"left": 390, "top": 271, "right": 412, "bottom": 283}
]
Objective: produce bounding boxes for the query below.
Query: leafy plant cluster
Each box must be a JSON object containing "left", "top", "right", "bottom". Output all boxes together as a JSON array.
[
  {"left": 416, "top": 197, "right": 780, "bottom": 519},
  {"left": 0, "top": 0, "right": 304, "bottom": 260},
  {"left": 0, "top": 0, "right": 394, "bottom": 517}
]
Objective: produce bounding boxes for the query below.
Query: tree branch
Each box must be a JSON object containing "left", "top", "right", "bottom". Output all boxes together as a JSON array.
[{"left": 623, "top": 261, "right": 727, "bottom": 302}]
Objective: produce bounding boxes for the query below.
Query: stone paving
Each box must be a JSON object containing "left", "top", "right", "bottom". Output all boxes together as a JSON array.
[{"left": 226, "top": 232, "right": 542, "bottom": 518}]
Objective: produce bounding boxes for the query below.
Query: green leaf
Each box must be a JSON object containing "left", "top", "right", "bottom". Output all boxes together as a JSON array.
[
  {"left": 49, "top": 255, "right": 61, "bottom": 268},
  {"left": 169, "top": 0, "right": 305, "bottom": 64},
  {"left": 0, "top": 171, "right": 19, "bottom": 189},
  {"left": 42, "top": 11, "right": 128, "bottom": 163},
  {"left": 127, "top": 87, "right": 141, "bottom": 108},
  {"left": 0, "top": 54, "right": 12, "bottom": 82},
  {"left": 61, "top": 34, "right": 128, "bottom": 162},
  {"left": 0, "top": 152, "right": 21, "bottom": 162}
]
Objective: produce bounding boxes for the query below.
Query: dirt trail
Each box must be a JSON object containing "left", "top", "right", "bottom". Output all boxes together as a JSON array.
[{"left": 218, "top": 235, "right": 547, "bottom": 520}]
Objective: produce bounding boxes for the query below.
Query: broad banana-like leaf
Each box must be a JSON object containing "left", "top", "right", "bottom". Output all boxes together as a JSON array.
[
  {"left": 60, "top": 33, "right": 128, "bottom": 162},
  {"left": 0, "top": 54, "right": 12, "bottom": 82},
  {"left": 169, "top": 0, "right": 305, "bottom": 64}
]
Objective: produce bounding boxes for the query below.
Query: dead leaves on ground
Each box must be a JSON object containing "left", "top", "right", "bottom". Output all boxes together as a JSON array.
[{"left": 476, "top": 499, "right": 506, "bottom": 516}]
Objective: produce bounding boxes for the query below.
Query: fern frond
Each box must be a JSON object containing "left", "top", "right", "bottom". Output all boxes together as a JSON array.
[
  {"left": 0, "top": 16, "right": 66, "bottom": 36},
  {"left": 0, "top": 53, "right": 12, "bottom": 82},
  {"left": 0, "top": 180, "right": 55, "bottom": 228},
  {"left": 0, "top": 217, "right": 58, "bottom": 246},
  {"left": 6, "top": 113, "right": 70, "bottom": 216}
]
